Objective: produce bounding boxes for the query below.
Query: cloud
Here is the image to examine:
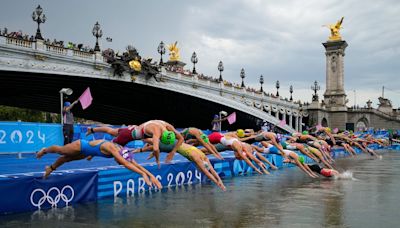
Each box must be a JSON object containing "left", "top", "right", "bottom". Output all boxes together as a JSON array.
[{"left": 1, "top": 0, "right": 399, "bottom": 107}]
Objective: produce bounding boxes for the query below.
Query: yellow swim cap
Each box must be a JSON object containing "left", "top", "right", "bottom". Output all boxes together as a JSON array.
[{"left": 237, "top": 129, "right": 245, "bottom": 138}]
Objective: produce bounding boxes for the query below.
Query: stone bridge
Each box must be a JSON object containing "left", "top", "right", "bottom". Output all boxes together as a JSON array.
[{"left": 0, "top": 36, "right": 306, "bottom": 132}]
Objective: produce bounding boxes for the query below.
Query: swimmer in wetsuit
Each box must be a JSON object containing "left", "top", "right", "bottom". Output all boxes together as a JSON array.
[
  {"left": 181, "top": 127, "right": 223, "bottom": 160},
  {"left": 138, "top": 120, "right": 184, "bottom": 166},
  {"left": 208, "top": 132, "right": 264, "bottom": 174},
  {"left": 306, "top": 164, "right": 339, "bottom": 177},
  {"left": 88, "top": 120, "right": 184, "bottom": 167},
  {"left": 36, "top": 139, "right": 162, "bottom": 189},
  {"left": 86, "top": 125, "right": 138, "bottom": 146},
  {"left": 135, "top": 140, "right": 226, "bottom": 191}
]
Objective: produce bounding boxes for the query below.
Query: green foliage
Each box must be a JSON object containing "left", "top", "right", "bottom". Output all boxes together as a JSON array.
[{"left": 0, "top": 105, "right": 57, "bottom": 123}]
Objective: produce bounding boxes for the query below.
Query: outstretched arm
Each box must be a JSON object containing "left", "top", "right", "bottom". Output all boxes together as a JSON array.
[
  {"left": 64, "top": 100, "right": 79, "bottom": 112},
  {"left": 165, "top": 125, "right": 184, "bottom": 163},
  {"left": 196, "top": 134, "right": 223, "bottom": 160}
]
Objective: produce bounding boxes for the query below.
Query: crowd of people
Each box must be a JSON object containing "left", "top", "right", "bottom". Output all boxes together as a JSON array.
[
  {"left": 0, "top": 28, "right": 34, "bottom": 41},
  {"left": 0, "top": 27, "right": 94, "bottom": 52},
  {"left": 35, "top": 118, "right": 390, "bottom": 191}
]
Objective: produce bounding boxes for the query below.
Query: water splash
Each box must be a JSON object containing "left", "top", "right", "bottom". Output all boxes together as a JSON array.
[{"left": 335, "top": 170, "right": 357, "bottom": 180}]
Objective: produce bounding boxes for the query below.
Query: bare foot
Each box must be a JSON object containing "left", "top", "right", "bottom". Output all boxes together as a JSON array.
[
  {"left": 36, "top": 148, "right": 47, "bottom": 159},
  {"left": 86, "top": 156, "right": 93, "bottom": 161},
  {"left": 43, "top": 166, "right": 53, "bottom": 179},
  {"left": 271, "top": 165, "right": 278, "bottom": 170}
]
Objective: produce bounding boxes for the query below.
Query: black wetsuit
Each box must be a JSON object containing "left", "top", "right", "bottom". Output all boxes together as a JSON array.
[{"left": 308, "top": 164, "right": 322, "bottom": 174}]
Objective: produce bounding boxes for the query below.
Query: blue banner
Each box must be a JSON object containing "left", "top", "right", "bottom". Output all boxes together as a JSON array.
[
  {"left": 0, "top": 122, "right": 63, "bottom": 153},
  {"left": 0, "top": 171, "right": 98, "bottom": 214},
  {"left": 98, "top": 162, "right": 205, "bottom": 198}
]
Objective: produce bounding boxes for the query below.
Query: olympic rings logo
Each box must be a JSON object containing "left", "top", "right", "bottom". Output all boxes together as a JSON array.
[{"left": 30, "top": 185, "right": 74, "bottom": 209}]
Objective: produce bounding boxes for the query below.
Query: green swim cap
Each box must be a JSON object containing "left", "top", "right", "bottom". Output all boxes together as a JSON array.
[
  {"left": 298, "top": 156, "right": 305, "bottom": 164},
  {"left": 161, "top": 131, "right": 176, "bottom": 145},
  {"left": 302, "top": 130, "right": 309, "bottom": 135},
  {"left": 201, "top": 134, "right": 209, "bottom": 143}
]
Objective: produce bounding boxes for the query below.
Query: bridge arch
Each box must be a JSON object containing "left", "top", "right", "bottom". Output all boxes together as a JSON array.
[
  {"left": 356, "top": 117, "right": 369, "bottom": 130},
  {"left": 321, "top": 118, "right": 328, "bottom": 127}
]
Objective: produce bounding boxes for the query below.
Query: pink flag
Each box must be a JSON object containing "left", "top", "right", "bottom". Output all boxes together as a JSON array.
[
  {"left": 227, "top": 112, "right": 236, "bottom": 125},
  {"left": 333, "top": 128, "right": 339, "bottom": 134},
  {"left": 79, "top": 87, "right": 93, "bottom": 110},
  {"left": 278, "top": 119, "right": 286, "bottom": 127}
]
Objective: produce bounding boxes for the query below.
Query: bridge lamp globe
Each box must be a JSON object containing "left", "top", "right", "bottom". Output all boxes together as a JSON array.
[
  {"left": 311, "top": 80, "right": 320, "bottom": 101},
  {"left": 240, "top": 68, "right": 245, "bottom": 88},
  {"left": 92, "top": 22, "right": 103, "bottom": 52},
  {"left": 191, "top": 52, "right": 198, "bottom": 74},
  {"left": 218, "top": 61, "right": 224, "bottom": 82},
  {"left": 259, "top": 75, "right": 264, "bottom": 92},
  {"left": 59, "top": 88, "right": 73, "bottom": 124},
  {"left": 157, "top": 41, "right": 166, "bottom": 65},
  {"left": 32, "top": 5, "right": 46, "bottom": 40},
  {"left": 275, "top": 80, "right": 280, "bottom": 97}
]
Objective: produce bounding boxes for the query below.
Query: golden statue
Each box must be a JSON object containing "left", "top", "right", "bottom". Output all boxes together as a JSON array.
[
  {"left": 168, "top": 41, "right": 180, "bottom": 61},
  {"left": 129, "top": 58, "right": 141, "bottom": 72},
  {"left": 324, "top": 17, "right": 344, "bottom": 41}
]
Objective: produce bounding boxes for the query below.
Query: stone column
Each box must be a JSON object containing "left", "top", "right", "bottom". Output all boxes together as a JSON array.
[
  {"left": 299, "top": 117, "right": 303, "bottom": 132},
  {"left": 294, "top": 116, "right": 298, "bottom": 132},
  {"left": 289, "top": 114, "right": 293, "bottom": 129},
  {"left": 322, "top": 40, "right": 348, "bottom": 111}
]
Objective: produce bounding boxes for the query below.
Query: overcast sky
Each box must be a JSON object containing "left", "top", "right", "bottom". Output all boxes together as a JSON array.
[{"left": 1, "top": 0, "right": 399, "bottom": 108}]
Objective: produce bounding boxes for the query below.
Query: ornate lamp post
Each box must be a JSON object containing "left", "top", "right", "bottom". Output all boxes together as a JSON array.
[
  {"left": 191, "top": 52, "right": 198, "bottom": 74},
  {"left": 289, "top": 85, "right": 293, "bottom": 101},
  {"left": 275, "top": 80, "right": 280, "bottom": 97},
  {"left": 157, "top": 41, "right": 166, "bottom": 65},
  {"left": 259, "top": 75, "right": 264, "bottom": 92},
  {"left": 311, "top": 80, "right": 321, "bottom": 101},
  {"left": 240, "top": 68, "right": 245, "bottom": 88},
  {"left": 218, "top": 61, "right": 224, "bottom": 82},
  {"left": 32, "top": 5, "right": 46, "bottom": 40},
  {"left": 92, "top": 22, "right": 103, "bottom": 52}
]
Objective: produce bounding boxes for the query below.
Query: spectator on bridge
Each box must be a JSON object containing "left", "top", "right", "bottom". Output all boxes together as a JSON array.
[{"left": 63, "top": 100, "right": 79, "bottom": 145}]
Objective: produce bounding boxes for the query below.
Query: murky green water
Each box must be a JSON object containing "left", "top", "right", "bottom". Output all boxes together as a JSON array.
[{"left": 1, "top": 150, "right": 399, "bottom": 228}]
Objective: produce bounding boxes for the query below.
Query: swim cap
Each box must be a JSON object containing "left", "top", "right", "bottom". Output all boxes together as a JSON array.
[
  {"left": 298, "top": 156, "right": 305, "bottom": 164},
  {"left": 214, "top": 114, "right": 219, "bottom": 119},
  {"left": 201, "top": 134, "right": 209, "bottom": 143},
  {"left": 302, "top": 130, "right": 309, "bottom": 135},
  {"left": 64, "top": 102, "right": 71, "bottom": 107},
  {"left": 237, "top": 129, "right": 245, "bottom": 138},
  {"left": 161, "top": 131, "right": 176, "bottom": 145},
  {"left": 326, "top": 127, "right": 331, "bottom": 133}
]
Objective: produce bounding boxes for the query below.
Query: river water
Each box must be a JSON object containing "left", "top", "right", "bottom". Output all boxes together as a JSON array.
[{"left": 1, "top": 150, "right": 399, "bottom": 227}]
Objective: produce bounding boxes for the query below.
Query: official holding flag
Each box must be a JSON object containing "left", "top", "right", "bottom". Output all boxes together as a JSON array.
[
  {"left": 62, "top": 87, "right": 93, "bottom": 145},
  {"left": 62, "top": 99, "right": 78, "bottom": 145}
]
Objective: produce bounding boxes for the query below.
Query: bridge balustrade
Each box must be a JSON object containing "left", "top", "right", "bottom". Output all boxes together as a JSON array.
[
  {"left": 46, "top": 45, "right": 67, "bottom": 55},
  {"left": 5, "top": 37, "right": 32, "bottom": 48},
  {"left": 73, "top": 50, "right": 94, "bottom": 59}
]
